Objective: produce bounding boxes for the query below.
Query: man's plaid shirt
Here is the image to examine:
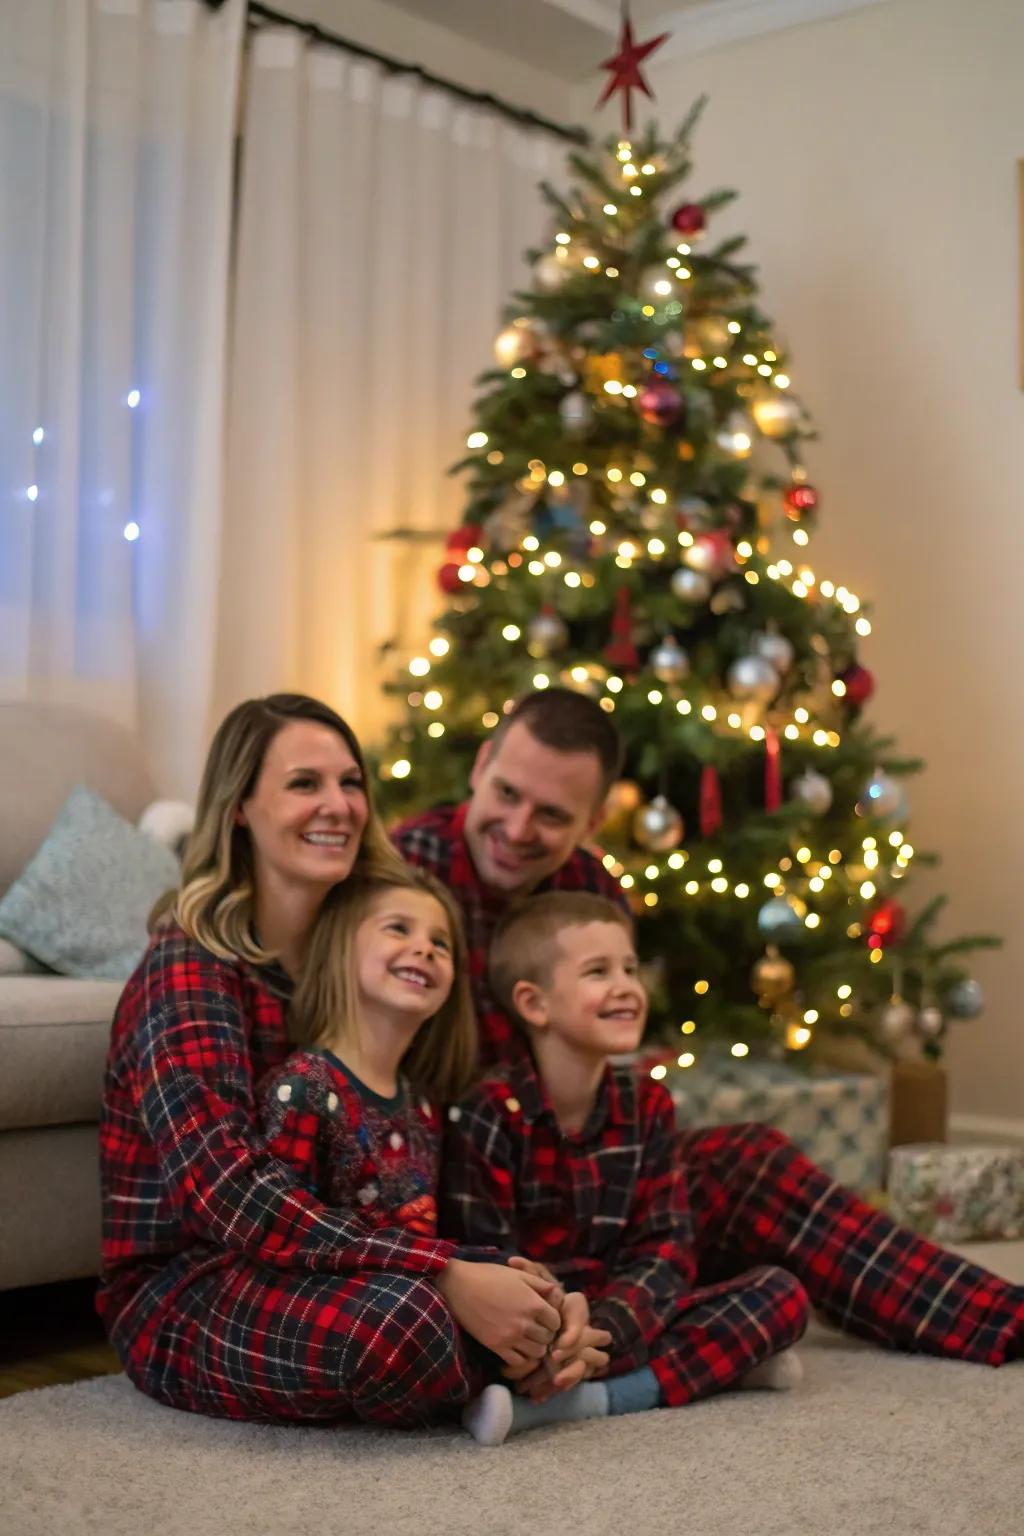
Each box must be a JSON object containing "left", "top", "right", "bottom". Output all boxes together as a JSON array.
[
  {"left": 392, "top": 801, "right": 627, "bottom": 1071},
  {"left": 440, "top": 1055, "right": 696, "bottom": 1373}
]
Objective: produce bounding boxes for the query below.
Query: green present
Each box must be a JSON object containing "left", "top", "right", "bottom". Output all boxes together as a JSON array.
[{"left": 669, "top": 1058, "right": 888, "bottom": 1193}]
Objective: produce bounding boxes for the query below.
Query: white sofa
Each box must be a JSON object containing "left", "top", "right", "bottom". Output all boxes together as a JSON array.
[{"left": 0, "top": 702, "right": 155, "bottom": 1290}]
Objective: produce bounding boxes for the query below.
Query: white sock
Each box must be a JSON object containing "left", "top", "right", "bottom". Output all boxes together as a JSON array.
[
  {"left": 462, "top": 1380, "right": 609, "bottom": 1446},
  {"left": 739, "top": 1346, "right": 803, "bottom": 1391}
]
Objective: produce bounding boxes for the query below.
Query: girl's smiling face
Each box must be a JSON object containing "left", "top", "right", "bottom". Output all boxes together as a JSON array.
[{"left": 353, "top": 887, "right": 455, "bottom": 1026}]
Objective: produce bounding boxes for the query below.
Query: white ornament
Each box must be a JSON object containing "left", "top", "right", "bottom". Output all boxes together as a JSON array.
[
  {"left": 790, "top": 768, "right": 833, "bottom": 816},
  {"left": 671, "top": 566, "right": 711, "bottom": 604},
  {"left": 727, "top": 654, "right": 778, "bottom": 703},
  {"left": 559, "top": 390, "right": 593, "bottom": 435},
  {"left": 650, "top": 635, "right": 690, "bottom": 683},
  {"left": 753, "top": 630, "right": 795, "bottom": 677}
]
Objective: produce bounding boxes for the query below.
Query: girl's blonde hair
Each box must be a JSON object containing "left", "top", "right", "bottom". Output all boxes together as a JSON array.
[
  {"left": 152, "top": 693, "right": 402, "bottom": 965},
  {"left": 291, "top": 864, "right": 478, "bottom": 1103}
]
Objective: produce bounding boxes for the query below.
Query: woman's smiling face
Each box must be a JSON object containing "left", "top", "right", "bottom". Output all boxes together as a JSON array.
[{"left": 238, "top": 720, "right": 369, "bottom": 899}]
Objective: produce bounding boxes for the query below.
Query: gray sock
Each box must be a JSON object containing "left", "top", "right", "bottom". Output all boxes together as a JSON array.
[
  {"left": 606, "top": 1365, "right": 661, "bottom": 1416},
  {"left": 508, "top": 1379, "right": 610, "bottom": 1437}
]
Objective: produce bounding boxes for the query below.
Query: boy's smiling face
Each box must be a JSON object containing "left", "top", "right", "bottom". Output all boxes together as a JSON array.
[{"left": 520, "top": 920, "right": 647, "bottom": 1059}]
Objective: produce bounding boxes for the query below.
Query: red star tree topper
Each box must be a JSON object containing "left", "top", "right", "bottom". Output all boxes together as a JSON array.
[{"left": 596, "top": 8, "right": 670, "bottom": 132}]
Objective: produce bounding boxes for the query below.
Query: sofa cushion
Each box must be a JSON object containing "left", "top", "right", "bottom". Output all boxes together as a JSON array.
[
  {"left": 0, "top": 700, "right": 155, "bottom": 898},
  {"left": 0, "top": 976, "right": 122, "bottom": 1130},
  {"left": 0, "top": 937, "right": 46, "bottom": 976},
  {"left": 0, "top": 785, "right": 178, "bottom": 981}
]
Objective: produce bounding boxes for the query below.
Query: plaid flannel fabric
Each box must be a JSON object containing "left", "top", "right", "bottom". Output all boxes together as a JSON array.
[
  {"left": 398, "top": 806, "right": 1024, "bottom": 1368},
  {"left": 441, "top": 1058, "right": 812, "bottom": 1404},
  {"left": 393, "top": 801, "right": 628, "bottom": 1072},
  {"left": 97, "top": 924, "right": 479, "bottom": 1423}
]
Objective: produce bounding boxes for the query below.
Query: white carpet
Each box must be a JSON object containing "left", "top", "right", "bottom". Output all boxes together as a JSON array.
[{"left": 2, "top": 1243, "right": 1021, "bottom": 1536}]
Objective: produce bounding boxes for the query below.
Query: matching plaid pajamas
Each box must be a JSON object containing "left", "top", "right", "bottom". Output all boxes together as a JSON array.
[
  {"left": 97, "top": 924, "right": 488, "bottom": 1426},
  {"left": 442, "top": 1059, "right": 809, "bottom": 1405},
  {"left": 397, "top": 802, "right": 1024, "bottom": 1368}
]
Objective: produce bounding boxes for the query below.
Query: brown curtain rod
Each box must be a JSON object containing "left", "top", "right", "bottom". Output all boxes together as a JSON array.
[{"left": 232, "top": 2, "right": 590, "bottom": 147}]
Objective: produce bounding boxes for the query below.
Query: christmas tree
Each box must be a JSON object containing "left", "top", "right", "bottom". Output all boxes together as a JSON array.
[{"left": 374, "top": 99, "right": 996, "bottom": 1070}]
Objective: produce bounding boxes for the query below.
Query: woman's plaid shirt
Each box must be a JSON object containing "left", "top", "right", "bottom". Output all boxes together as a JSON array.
[
  {"left": 440, "top": 1056, "right": 697, "bottom": 1372},
  {"left": 392, "top": 801, "right": 627, "bottom": 1071},
  {"left": 97, "top": 923, "right": 459, "bottom": 1325}
]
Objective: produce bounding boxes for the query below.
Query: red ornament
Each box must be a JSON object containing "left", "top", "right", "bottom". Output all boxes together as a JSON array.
[
  {"left": 840, "top": 663, "right": 875, "bottom": 708},
  {"left": 636, "top": 377, "right": 684, "bottom": 428},
  {"left": 764, "top": 727, "right": 782, "bottom": 813},
  {"left": 689, "top": 529, "right": 736, "bottom": 578},
  {"left": 446, "top": 522, "right": 484, "bottom": 553},
  {"left": 699, "top": 764, "right": 723, "bottom": 838},
  {"left": 783, "top": 484, "right": 819, "bottom": 520},
  {"left": 604, "top": 584, "right": 640, "bottom": 669},
  {"left": 670, "top": 203, "right": 706, "bottom": 238},
  {"left": 437, "top": 561, "right": 464, "bottom": 594},
  {"left": 596, "top": 11, "right": 670, "bottom": 132},
  {"left": 867, "top": 898, "right": 907, "bottom": 948}
]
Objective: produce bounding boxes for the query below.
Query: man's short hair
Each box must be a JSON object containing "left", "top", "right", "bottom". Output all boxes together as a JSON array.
[
  {"left": 491, "top": 688, "right": 625, "bottom": 798},
  {"left": 488, "top": 891, "right": 634, "bottom": 1033}
]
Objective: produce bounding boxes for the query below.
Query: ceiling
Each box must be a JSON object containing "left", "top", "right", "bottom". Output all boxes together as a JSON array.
[{"left": 377, "top": 0, "right": 890, "bottom": 80}]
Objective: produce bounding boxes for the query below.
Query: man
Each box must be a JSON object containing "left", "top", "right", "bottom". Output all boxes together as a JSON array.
[
  {"left": 394, "top": 688, "right": 627, "bottom": 1071},
  {"left": 394, "top": 688, "right": 1024, "bottom": 1366}
]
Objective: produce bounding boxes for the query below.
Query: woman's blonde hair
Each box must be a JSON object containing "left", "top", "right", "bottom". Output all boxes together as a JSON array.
[
  {"left": 153, "top": 693, "right": 402, "bottom": 965},
  {"left": 291, "top": 864, "right": 478, "bottom": 1103}
]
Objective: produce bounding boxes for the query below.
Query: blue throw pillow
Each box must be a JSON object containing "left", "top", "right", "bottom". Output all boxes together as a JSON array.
[{"left": 0, "top": 784, "right": 179, "bottom": 980}]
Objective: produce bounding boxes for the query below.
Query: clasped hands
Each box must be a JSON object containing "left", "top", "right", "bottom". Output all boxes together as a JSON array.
[{"left": 437, "top": 1255, "right": 610, "bottom": 1405}]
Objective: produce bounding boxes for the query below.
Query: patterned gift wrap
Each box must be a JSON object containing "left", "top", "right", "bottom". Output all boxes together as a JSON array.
[
  {"left": 887, "top": 1143, "right": 1024, "bottom": 1242},
  {"left": 669, "top": 1059, "right": 889, "bottom": 1193}
]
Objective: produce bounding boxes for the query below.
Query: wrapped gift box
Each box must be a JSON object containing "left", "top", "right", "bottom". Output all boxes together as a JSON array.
[
  {"left": 669, "top": 1058, "right": 889, "bottom": 1193},
  {"left": 887, "top": 1143, "right": 1024, "bottom": 1242}
]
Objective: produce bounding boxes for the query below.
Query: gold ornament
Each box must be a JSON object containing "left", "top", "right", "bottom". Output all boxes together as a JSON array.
[
  {"left": 598, "top": 779, "right": 643, "bottom": 841},
  {"left": 583, "top": 353, "right": 625, "bottom": 391},
  {"left": 751, "top": 946, "right": 795, "bottom": 1007},
  {"left": 751, "top": 392, "right": 802, "bottom": 439}
]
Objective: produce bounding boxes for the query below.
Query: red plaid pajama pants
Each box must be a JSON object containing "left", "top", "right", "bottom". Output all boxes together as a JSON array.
[
  {"left": 681, "top": 1122, "right": 1024, "bottom": 1366},
  {"left": 105, "top": 1251, "right": 480, "bottom": 1427}
]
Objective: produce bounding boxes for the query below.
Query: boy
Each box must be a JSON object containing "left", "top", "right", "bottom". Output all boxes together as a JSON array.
[{"left": 441, "top": 891, "right": 807, "bottom": 1446}]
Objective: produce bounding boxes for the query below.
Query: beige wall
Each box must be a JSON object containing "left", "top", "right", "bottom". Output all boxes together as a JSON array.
[{"left": 575, "top": 0, "right": 1024, "bottom": 1120}]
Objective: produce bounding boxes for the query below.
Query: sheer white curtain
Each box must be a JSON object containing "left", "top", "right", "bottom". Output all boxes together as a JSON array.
[
  {"left": 216, "top": 28, "right": 563, "bottom": 737},
  {"left": 0, "top": 0, "right": 243, "bottom": 795}
]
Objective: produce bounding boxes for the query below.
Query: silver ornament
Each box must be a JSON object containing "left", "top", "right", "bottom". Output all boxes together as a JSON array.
[
  {"left": 632, "top": 795, "right": 684, "bottom": 852},
  {"left": 682, "top": 539, "right": 716, "bottom": 575},
  {"left": 877, "top": 998, "right": 916, "bottom": 1045},
  {"left": 710, "top": 583, "right": 746, "bottom": 616},
  {"left": 671, "top": 566, "right": 711, "bottom": 604},
  {"left": 677, "top": 496, "right": 713, "bottom": 528},
  {"left": 917, "top": 1006, "right": 945, "bottom": 1040},
  {"left": 715, "top": 412, "right": 754, "bottom": 458},
  {"left": 753, "top": 630, "right": 795, "bottom": 677},
  {"left": 790, "top": 768, "right": 833, "bottom": 816},
  {"left": 947, "top": 978, "right": 984, "bottom": 1019},
  {"left": 857, "top": 769, "right": 905, "bottom": 820},
  {"left": 650, "top": 635, "right": 690, "bottom": 684},
  {"left": 559, "top": 390, "right": 593, "bottom": 435},
  {"left": 727, "top": 654, "right": 779, "bottom": 703},
  {"left": 526, "top": 609, "right": 568, "bottom": 657},
  {"left": 757, "top": 896, "right": 805, "bottom": 941}
]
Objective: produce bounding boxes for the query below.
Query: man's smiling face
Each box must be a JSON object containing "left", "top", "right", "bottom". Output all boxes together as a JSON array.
[{"left": 463, "top": 720, "right": 606, "bottom": 897}]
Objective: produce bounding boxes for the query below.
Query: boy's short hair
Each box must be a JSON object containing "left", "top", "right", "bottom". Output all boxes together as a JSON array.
[{"left": 488, "top": 891, "right": 635, "bottom": 1033}]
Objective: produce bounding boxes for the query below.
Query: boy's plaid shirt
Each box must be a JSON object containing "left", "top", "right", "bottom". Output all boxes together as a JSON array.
[
  {"left": 440, "top": 1056, "right": 697, "bottom": 1372},
  {"left": 392, "top": 801, "right": 628, "bottom": 1071}
]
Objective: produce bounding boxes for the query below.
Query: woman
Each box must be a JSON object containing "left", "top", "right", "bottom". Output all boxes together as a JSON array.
[{"left": 97, "top": 694, "right": 565, "bottom": 1425}]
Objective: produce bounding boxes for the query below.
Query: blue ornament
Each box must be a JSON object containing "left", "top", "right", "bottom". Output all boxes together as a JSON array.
[
  {"left": 757, "top": 896, "right": 805, "bottom": 941},
  {"left": 946, "top": 978, "right": 984, "bottom": 1019}
]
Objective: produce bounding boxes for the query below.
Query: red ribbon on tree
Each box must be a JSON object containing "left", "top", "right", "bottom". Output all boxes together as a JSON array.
[
  {"left": 764, "top": 727, "right": 782, "bottom": 812},
  {"left": 604, "top": 585, "right": 639, "bottom": 669},
  {"left": 699, "top": 764, "right": 722, "bottom": 838}
]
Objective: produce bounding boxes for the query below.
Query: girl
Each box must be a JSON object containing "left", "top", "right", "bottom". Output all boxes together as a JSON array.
[{"left": 98, "top": 693, "right": 566, "bottom": 1426}]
